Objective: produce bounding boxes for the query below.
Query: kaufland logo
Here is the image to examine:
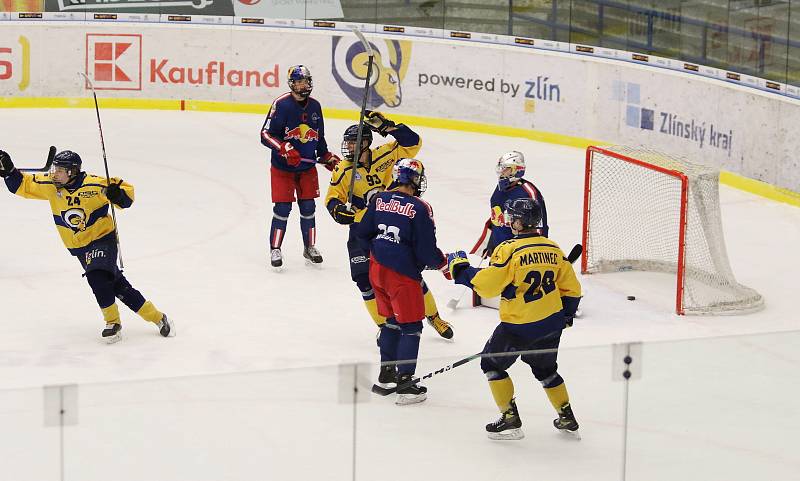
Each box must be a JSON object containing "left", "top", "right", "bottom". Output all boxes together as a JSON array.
[{"left": 85, "top": 34, "right": 142, "bottom": 91}]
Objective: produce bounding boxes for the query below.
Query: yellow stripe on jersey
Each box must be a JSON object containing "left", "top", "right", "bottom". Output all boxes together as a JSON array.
[
  {"left": 13, "top": 172, "right": 134, "bottom": 251},
  {"left": 325, "top": 137, "right": 422, "bottom": 223},
  {"left": 470, "top": 236, "right": 581, "bottom": 325}
]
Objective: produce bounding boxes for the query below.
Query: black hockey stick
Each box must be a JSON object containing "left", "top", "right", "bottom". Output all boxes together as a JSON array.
[
  {"left": 447, "top": 243, "right": 583, "bottom": 309},
  {"left": 79, "top": 72, "right": 124, "bottom": 269},
  {"left": 18, "top": 146, "right": 56, "bottom": 172},
  {"left": 345, "top": 28, "right": 374, "bottom": 209},
  {"left": 372, "top": 353, "right": 482, "bottom": 396}
]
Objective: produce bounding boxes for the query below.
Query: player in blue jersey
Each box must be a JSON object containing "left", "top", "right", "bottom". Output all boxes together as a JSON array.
[
  {"left": 355, "top": 158, "right": 448, "bottom": 405},
  {"left": 0, "top": 149, "right": 173, "bottom": 343},
  {"left": 472, "top": 151, "right": 549, "bottom": 258},
  {"left": 260, "top": 65, "right": 340, "bottom": 269},
  {"left": 448, "top": 198, "right": 581, "bottom": 440}
]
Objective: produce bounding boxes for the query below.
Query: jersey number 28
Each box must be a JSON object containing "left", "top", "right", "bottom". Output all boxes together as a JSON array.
[{"left": 523, "top": 270, "right": 555, "bottom": 302}]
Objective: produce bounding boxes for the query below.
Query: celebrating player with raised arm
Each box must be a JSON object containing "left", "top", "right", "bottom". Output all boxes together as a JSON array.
[
  {"left": 473, "top": 151, "right": 549, "bottom": 258},
  {"left": 0, "top": 149, "right": 173, "bottom": 343},
  {"left": 325, "top": 112, "right": 453, "bottom": 340},
  {"left": 447, "top": 198, "right": 581, "bottom": 440},
  {"left": 260, "top": 65, "right": 341, "bottom": 269},
  {"left": 355, "top": 158, "right": 447, "bottom": 404}
]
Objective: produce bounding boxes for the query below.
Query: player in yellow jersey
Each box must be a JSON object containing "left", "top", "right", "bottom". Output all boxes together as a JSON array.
[
  {"left": 324, "top": 112, "right": 453, "bottom": 342},
  {"left": 0, "top": 149, "right": 173, "bottom": 344},
  {"left": 447, "top": 198, "right": 581, "bottom": 440}
]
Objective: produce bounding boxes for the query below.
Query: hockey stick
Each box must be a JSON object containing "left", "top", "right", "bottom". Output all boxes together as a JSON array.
[
  {"left": 18, "top": 146, "right": 57, "bottom": 173},
  {"left": 447, "top": 243, "right": 583, "bottom": 310},
  {"left": 371, "top": 353, "right": 482, "bottom": 396},
  {"left": 79, "top": 72, "right": 124, "bottom": 269},
  {"left": 345, "top": 28, "right": 374, "bottom": 210}
]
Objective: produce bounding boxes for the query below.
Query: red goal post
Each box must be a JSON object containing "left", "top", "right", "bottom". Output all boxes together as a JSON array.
[{"left": 581, "top": 145, "right": 763, "bottom": 315}]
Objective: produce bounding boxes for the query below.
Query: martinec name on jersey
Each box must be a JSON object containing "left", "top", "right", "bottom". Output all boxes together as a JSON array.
[
  {"left": 447, "top": 198, "right": 581, "bottom": 440},
  {"left": 0, "top": 148, "right": 173, "bottom": 343},
  {"left": 324, "top": 113, "right": 454, "bottom": 340},
  {"left": 355, "top": 158, "right": 448, "bottom": 404}
]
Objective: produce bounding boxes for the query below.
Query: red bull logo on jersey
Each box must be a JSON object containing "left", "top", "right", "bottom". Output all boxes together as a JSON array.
[
  {"left": 284, "top": 124, "right": 319, "bottom": 144},
  {"left": 375, "top": 198, "right": 416, "bottom": 219},
  {"left": 332, "top": 36, "right": 411, "bottom": 109}
]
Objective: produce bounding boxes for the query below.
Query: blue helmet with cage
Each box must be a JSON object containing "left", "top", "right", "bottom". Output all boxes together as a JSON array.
[
  {"left": 287, "top": 65, "right": 313, "bottom": 98},
  {"left": 503, "top": 197, "right": 542, "bottom": 231},
  {"left": 391, "top": 158, "right": 427, "bottom": 196},
  {"left": 496, "top": 151, "right": 525, "bottom": 190}
]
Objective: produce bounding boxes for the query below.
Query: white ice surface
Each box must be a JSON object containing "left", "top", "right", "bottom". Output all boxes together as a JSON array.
[{"left": 1, "top": 109, "right": 798, "bottom": 480}]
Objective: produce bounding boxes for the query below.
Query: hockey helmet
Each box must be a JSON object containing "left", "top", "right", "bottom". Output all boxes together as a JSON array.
[
  {"left": 496, "top": 151, "right": 525, "bottom": 190},
  {"left": 341, "top": 124, "right": 373, "bottom": 163},
  {"left": 51, "top": 150, "right": 82, "bottom": 187},
  {"left": 503, "top": 198, "right": 542, "bottom": 231},
  {"left": 391, "top": 158, "right": 427, "bottom": 196},
  {"left": 287, "top": 65, "right": 313, "bottom": 98}
]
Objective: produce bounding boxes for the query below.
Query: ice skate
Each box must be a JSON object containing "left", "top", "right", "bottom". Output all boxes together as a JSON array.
[
  {"left": 270, "top": 248, "right": 283, "bottom": 270},
  {"left": 486, "top": 398, "right": 524, "bottom": 440},
  {"left": 157, "top": 314, "right": 175, "bottom": 338},
  {"left": 395, "top": 374, "right": 427, "bottom": 405},
  {"left": 553, "top": 403, "right": 581, "bottom": 439},
  {"left": 377, "top": 364, "right": 397, "bottom": 388},
  {"left": 303, "top": 245, "right": 323, "bottom": 265},
  {"left": 427, "top": 312, "right": 453, "bottom": 340},
  {"left": 102, "top": 322, "right": 122, "bottom": 344}
]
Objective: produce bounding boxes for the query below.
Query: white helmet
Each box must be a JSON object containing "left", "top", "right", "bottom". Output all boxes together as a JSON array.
[{"left": 496, "top": 151, "right": 525, "bottom": 189}]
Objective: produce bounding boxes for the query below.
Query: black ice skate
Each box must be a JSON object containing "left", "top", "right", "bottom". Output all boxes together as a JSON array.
[
  {"left": 157, "top": 314, "right": 175, "bottom": 338},
  {"left": 553, "top": 403, "right": 581, "bottom": 439},
  {"left": 395, "top": 374, "right": 427, "bottom": 405},
  {"left": 102, "top": 322, "right": 122, "bottom": 344},
  {"left": 486, "top": 398, "right": 524, "bottom": 440},
  {"left": 427, "top": 312, "right": 454, "bottom": 340},
  {"left": 303, "top": 245, "right": 323, "bottom": 265},
  {"left": 378, "top": 364, "right": 398, "bottom": 388},
  {"left": 270, "top": 248, "right": 283, "bottom": 270}
]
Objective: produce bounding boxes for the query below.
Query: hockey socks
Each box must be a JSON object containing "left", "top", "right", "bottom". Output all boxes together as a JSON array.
[
  {"left": 378, "top": 321, "right": 401, "bottom": 362},
  {"left": 137, "top": 301, "right": 164, "bottom": 324},
  {"left": 545, "top": 383, "right": 570, "bottom": 412},
  {"left": 489, "top": 377, "right": 515, "bottom": 412},
  {"left": 364, "top": 298, "right": 387, "bottom": 327},
  {"left": 396, "top": 321, "right": 423, "bottom": 376},
  {"left": 101, "top": 304, "right": 120, "bottom": 324}
]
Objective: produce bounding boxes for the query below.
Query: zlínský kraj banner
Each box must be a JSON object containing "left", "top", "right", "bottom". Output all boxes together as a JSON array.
[{"left": 0, "top": 23, "right": 798, "bottom": 191}]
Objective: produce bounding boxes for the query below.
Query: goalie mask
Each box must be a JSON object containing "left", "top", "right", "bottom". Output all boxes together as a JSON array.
[
  {"left": 503, "top": 198, "right": 542, "bottom": 232},
  {"left": 287, "top": 65, "right": 313, "bottom": 99},
  {"left": 341, "top": 124, "right": 373, "bottom": 165},
  {"left": 391, "top": 158, "right": 427, "bottom": 196},
  {"left": 496, "top": 151, "right": 525, "bottom": 190},
  {"left": 50, "top": 150, "right": 82, "bottom": 188}
]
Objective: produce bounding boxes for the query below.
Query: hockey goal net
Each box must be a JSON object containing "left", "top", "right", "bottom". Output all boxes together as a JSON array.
[{"left": 581, "top": 145, "right": 763, "bottom": 315}]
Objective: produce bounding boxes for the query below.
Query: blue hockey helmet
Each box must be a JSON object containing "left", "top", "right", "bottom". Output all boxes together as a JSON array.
[
  {"left": 287, "top": 65, "right": 313, "bottom": 98},
  {"left": 51, "top": 150, "right": 82, "bottom": 187},
  {"left": 503, "top": 198, "right": 542, "bottom": 231},
  {"left": 341, "top": 124, "right": 373, "bottom": 163},
  {"left": 391, "top": 158, "right": 427, "bottom": 196},
  {"left": 496, "top": 151, "right": 525, "bottom": 190}
]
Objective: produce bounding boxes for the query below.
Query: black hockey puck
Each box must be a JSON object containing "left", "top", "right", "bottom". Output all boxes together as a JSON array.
[{"left": 627, "top": 295, "right": 636, "bottom": 301}]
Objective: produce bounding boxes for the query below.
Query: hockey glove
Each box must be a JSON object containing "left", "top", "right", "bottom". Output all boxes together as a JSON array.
[
  {"left": 447, "top": 251, "right": 470, "bottom": 280},
  {"left": 331, "top": 202, "right": 356, "bottom": 225},
  {"left": 0, "top": 150, "right": 15, "bottom": 177},
  {"left": 439, "top": 259, "right": 453, "bottom": 280},
  {"left": 364, "top": 110, "right": 396, "bottom": 136},
  {"left": 319, "top": 151, "right": 341, "bottom": 172},
  {"left": 105, "top": 180, "right": 124, "bottom": 205},
  {"left": 280, "top": 142, "right": 301, "bottom": 167}
]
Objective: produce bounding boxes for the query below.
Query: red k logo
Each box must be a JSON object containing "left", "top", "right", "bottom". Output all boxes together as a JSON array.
[{"left": 85, "top": 34, "right": 142, "bottom": 91}]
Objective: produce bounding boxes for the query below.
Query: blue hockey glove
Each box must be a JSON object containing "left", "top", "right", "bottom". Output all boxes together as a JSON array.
[{"left": 447, "top": 251, "right": 470, "bottom": 280}]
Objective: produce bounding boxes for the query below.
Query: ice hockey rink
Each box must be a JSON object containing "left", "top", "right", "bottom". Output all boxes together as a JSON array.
[{"left": 1, "top": 108, "right": 799, "bottom": 481}]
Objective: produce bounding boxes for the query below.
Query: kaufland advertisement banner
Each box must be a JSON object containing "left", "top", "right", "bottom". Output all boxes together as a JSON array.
[{"left": 1, "top": 23, "right": 798, "bottom": 191}]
